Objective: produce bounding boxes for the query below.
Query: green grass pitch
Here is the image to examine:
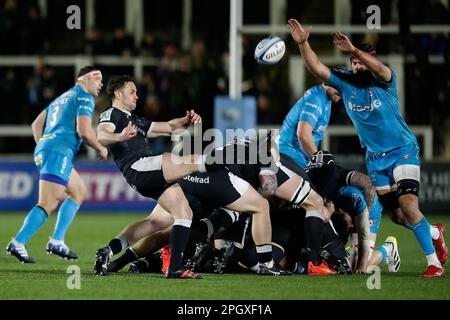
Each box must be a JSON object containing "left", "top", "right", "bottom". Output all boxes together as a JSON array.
[{"left": 0, "top": 212, "right": 449, "bottom": 300}]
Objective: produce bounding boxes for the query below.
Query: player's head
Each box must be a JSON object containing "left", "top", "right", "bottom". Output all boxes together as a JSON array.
[
  {"left": 322, "top": 84, "right": 341, "bottom": 104},
  {"left": 107, "top": 75, "right": 138, "bottom": 111},
  {"left": 350, "top": 44, "right": 376, "bottom": 74},
  {"left": 76, "top": 65, "right": 103, "bottom": 96},
  {"left": 306, "top": 150, "right": 335, "bottom": 170}
]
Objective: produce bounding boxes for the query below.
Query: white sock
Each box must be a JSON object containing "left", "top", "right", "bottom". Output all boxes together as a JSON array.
[
  {"left": 426, "top": 253, "right": 442, "bottom": 268},
  {"left": 430, "top": 225, "right": 439, "bottom": 240},
  {"left": 11, "top": 238, "right": 25, "bottom": 247},
  {"left": 383, "top": 242, "right": 393, "bottom": 257},
  {"left": 368, "top": 240, "right": 376, "bottom": 260},
  {"left": 49, "top": 238, "right": 65, "bottom": 245}
]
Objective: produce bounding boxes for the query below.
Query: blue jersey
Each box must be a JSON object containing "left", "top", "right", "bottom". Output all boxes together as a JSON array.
[
  {"left": 279, "top": 85, "right": 331, "bottom": 168},
  {"left": 327, "top": 68, "right": 416, "bottom": 153},
  {"left": 35, "top": 85, "right": 95, "bottom": 159}
]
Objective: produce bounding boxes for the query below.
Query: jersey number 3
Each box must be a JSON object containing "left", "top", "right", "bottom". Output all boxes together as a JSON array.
[{"left": 49, "top": 106, "right": 60, "bottom": 127}]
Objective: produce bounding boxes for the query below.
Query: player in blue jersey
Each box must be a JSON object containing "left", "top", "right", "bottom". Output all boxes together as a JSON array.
[
  {"left": 279, "top": 84, "right": 340, "bottom": 168},
  {"left": 6, "top": 66, "right": 108, "bottom": 263},
  {"left": 287, "top": 18, "right": 447, "bottom": 277}
]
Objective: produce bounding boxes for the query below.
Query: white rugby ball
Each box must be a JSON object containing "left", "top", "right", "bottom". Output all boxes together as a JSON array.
[{"left": 254, "top": 36, "right": 286, "bottom": 65}]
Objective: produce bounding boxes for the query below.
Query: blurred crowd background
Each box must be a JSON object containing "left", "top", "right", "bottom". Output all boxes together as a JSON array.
[{"left": 0, "top": 0, "right": 449, "bottom": 158}]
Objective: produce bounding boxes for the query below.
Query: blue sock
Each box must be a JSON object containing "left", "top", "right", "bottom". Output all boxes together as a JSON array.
[
  {"left": 52, "top": 198, "right": 79, "bottom": 241},
  {"left": 15, "top": 206, "right": 48, "bottom": 245},
  {"left": 410, "top": 218, "right": 435, "bottom": 256},
  {"left": 404, "top": 223, "right": 414, "bottom": 230},
  {"left": 375, "top": 246, "right": 387, "bottom": 262}
]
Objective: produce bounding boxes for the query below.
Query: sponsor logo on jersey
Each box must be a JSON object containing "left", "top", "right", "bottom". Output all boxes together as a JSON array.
[
  {"left": 99, "top": 109, "right": 113, "bottom": 121},
  {"left": 183, "top": 175, "right": 210, "bottom": 184},
  {"left": 348, "top": 99, "right": 382, "bottom": 112}
]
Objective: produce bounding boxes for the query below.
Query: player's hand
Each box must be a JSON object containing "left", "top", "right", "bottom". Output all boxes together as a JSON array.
[
  {"left": 332, "top": 32, "right": 356, "bottom": 53},
  {"left": 188, "top": 110, "right": 202, "bottom": 124},
  {"left": 97, "top": 145, "right": 108, "bottom": 161},
  {"left": 120, "top": 121, "right": 137, "bottom": 141},
  {"left": 287, "top": 19, "right": 312, "bottom": 45}
]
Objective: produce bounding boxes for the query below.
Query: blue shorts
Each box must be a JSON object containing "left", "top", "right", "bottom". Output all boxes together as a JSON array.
[
  {"left": 34, "top": 151, "right": 73, "bottom": 186},
  {"left": 366, "top": 142, "right": 421, "bottom": 190}
]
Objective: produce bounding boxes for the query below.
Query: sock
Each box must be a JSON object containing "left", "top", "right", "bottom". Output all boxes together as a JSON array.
[
  {"left": 272, "top": 245, "right": 284, "bottom": 264},
  {"left": 256, "top": 244, "right": 272, "bottom": 264},
  {"left": 375, "top": 246, "right": 388, "bottom": 263},
  {"left": 369, "top": 240, "right": 376, "bottom": 260},
  {"left": 169, "top": 219, "right": 192, "bottom": 271},
  {"left": 52, "top": 198, "right": 79, "bottom": 240},
  {"left": 108, "top": 235, "right": 129, "bottom": 255},
  {"left": 426, "top": 253, "right": 442, "bottom": 267},
  {"left": 430, "top": 225, "right": 440, "bottom": 240},
  {"left": 410, "top": 218, "right": 435, "bottom": 256},
  {"left": 111, "top": 248, "right": 139, "bottom": 271},
  {"left": 404, "top": 223, "right": 414, "bottom": 230},
  {"left": 304, "top": 211, "right": 324, "bottom": 266},
  {"left": 15, "top": 206, "right": 48, "bottom": 245}
]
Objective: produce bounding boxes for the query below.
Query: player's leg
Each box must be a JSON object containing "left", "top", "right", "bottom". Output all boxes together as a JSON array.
[
  {"left": 94, "top": 204, "right": 173, "bottom": 276},
  {"left": 393, "top": 164, "right": 445, "bottom": 277},
  {"left": 7, "top": 179, "right": 66, "bottom": 263},
  {"left": 157, "top": 184, "right": 201, "bottom": 278},
  {"left": 46, "top": 169, "right": 86, "bottom": 260},
  {"left": 225, "top": 186, "right": 287, "bottom": 275},
  {"left": 160, "top": 153, "right": 222, "bottom": 183}
]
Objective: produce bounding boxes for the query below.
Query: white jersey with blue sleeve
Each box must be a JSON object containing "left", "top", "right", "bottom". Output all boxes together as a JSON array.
[
  {"left": 279, "top": 85, "right": 331, "bottom": 168},
  {"left": 35, "top": 85, "right": 95, "bottom": 159},
  {"left": 327, "top": 68, "right": 416, "bottom": 153}
]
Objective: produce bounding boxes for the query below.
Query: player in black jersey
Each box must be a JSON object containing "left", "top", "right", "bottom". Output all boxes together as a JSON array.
[
  {"left": 93, "top": 75, "right": 225, "bottom": 279},
  {"left": 305, "top": 150, "right": 376, "bottom": 273}
]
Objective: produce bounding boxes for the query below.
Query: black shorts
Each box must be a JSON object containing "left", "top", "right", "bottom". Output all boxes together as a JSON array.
[
  {"left": 125, "top": 155, "right": 168, "bottom": 199},
  {"left": 177, "top": 169, "right": 251, "bottom": 208},
  {"left": 280, "top": 153, "right": 311, "bottom": 182}
]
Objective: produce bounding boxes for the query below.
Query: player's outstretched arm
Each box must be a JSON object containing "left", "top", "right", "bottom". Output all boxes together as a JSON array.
[
  {"left": 77, "top": 115, "right": 108, "bottom": 160},
  {"left": 31, "top": 110, "right": 47, "bottom": 143},
  {"left": 97, "top": 121, "right": 137, "bottom": 146},
  {"left": 147, "top": 110, "right": 202, "bottom": 138},
  {"left": 287, "top": 18, "right": 331, "bottom": 82},
  {"left": 332, "top": 32, "right": 392, "bottom": 82}
]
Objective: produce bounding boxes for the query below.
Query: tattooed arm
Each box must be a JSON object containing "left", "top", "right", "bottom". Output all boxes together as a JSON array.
[{"left": 348, "top": 171, "right": 376, "bottom": 212}]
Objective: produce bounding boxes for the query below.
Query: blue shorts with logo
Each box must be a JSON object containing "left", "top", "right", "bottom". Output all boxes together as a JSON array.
[
  {"left": 34, "top": 151, "right": 73, "bottom": 187},
  {"left": 365, "top": 142, "right": 420, "bottom": 189}
]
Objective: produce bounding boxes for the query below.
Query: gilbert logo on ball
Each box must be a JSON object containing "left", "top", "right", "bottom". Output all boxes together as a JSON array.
[{"left": 254, "top": 36, "right": 286, "bottom": 65}]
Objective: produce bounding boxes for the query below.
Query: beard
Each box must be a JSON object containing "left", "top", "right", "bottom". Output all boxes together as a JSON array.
[{"left": 353, "top": 70, "right": 373, "bottom": 85}]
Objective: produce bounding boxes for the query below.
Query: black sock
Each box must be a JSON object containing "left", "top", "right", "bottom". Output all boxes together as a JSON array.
[
  {"left": 111, "top": 248, "right": 139, "bottom": 271},
  {"left": 108, "top": 238, "right": 123, "bottom": 255},
  {"left": 239, "top": 248, "right": 259, "bottom": 269},
  {"left": 256, "top": 244, "right": 273, "bottom": 264},
  {"left": 169, "top": 223, "right": 191, "bottom": 272},
  {"left": 304, "top": 215, "right": 324, "bottom": 266},
  {"left": 272, "top": 246, "right": 284, "bottom": 265}
]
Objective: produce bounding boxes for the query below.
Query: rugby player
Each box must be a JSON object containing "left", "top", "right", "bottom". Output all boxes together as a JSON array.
[
  {"left": 6, "top": 66, "right": 108, "bottom": 263},
  {"left": 287, "top": 18, "right": 447, "bottom": 277}
]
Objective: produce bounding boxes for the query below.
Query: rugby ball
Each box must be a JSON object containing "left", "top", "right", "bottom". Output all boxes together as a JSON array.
[{"left": 254, "top": 36, "right": 286, "bottom": 65}]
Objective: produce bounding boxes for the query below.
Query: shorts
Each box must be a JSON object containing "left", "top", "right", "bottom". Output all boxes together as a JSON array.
[
  {"left": 125, "top": 155, "right": 168, "bottom": 199},
  {"left": 366, "top": 142, "right": 421, "bottom": 191},
  {"left": 177, "top": 169, "right": 250, "bottom": 208},
  {"left": 34, "top": 151, "right": 72, "bottom": 186}
]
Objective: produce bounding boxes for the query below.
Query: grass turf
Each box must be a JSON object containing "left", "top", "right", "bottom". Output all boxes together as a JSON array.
[{"left": 0, "top": 212, "right": 449, "bottom": 300}]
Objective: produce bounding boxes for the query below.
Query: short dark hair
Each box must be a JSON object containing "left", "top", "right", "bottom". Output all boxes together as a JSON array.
[
  {"left": 106, "top": 75, "right": 135, "bottom": 100},
  {"left": 77, "top": 65, "right": 100, "bottom": 78}
]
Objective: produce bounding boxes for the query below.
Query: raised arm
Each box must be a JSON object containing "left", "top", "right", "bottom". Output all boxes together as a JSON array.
[
  {"left": 147, "top": 110, "right": 202, "bottom": 138},
  {"left": 287, "top": 18, "right": 331, "bottom": 82},
  {"left": 31, "top": 110, "right": 47, "bottom": 143},
  {"left": 332, "top": 32, "right": 391, "bottom": 82}
]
